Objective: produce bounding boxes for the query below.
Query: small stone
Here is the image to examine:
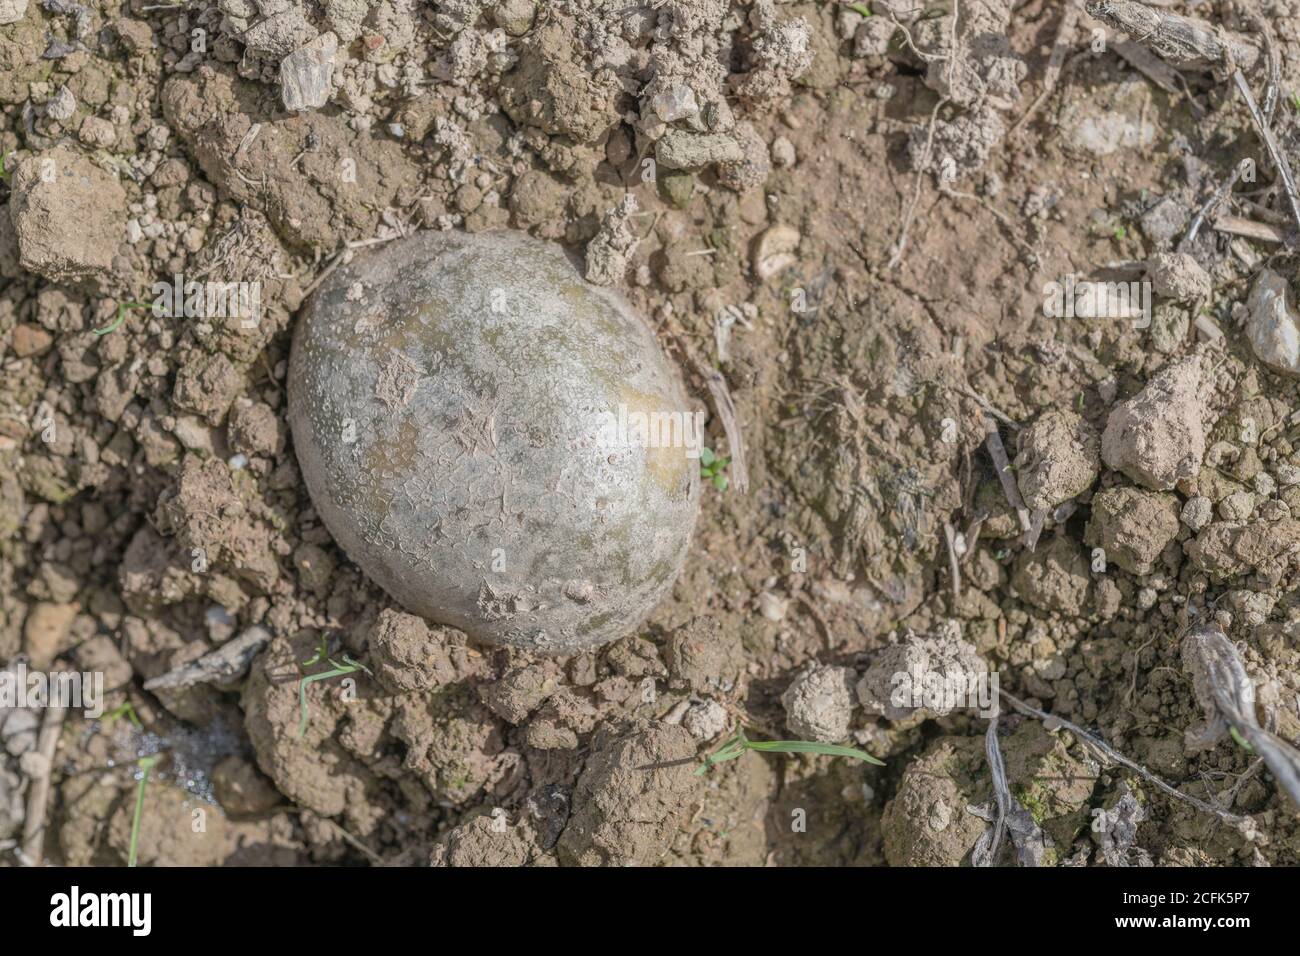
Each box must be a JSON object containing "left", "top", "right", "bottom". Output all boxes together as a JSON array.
[
  {"left": 753, "top": 223, "right": 800, "bottom": 281},
  {"left": 683, "top": 699, "right": 729, "bottom": 740},
  {"left": 45, "top": 85, "right": 76, "bottom": 123},
  {"left": 650, "top": 84, "right": 699, "bottom": 123},
  {"left": 212, "top": 755, "right": 281, "bottom": 815},
  {"left": 1245, "top": 268, "right": 1300, "bottom": 378},
  {"left": 655, "top": 130, "right": 745, "bottom": 170},
  {"left": 280, "top": 31, "right": 337, "bottom": 112},
  {"left": 770, "top": 135, "right": 796, "bottom": 168},
  {"left": 1181, "top": 495, "right": 1212, "bottom": 531},
  {"left": 756, "top": 591, "right": 788, "bottom": 621},
  {"left": 10, "top": 323, "right": 53, "bottom": 358}
]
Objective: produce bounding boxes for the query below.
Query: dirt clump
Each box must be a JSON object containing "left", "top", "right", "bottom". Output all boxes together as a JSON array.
[
  {"left": 1101, "top": 353, "right": 1209, "bottom": 491},
  {"left": 8, "top": 146, "right": 126, "bottom": 283},
  {"left": 781, "top": 664, "right": 855, "bottom": 742},
  {"left": 1014, "top": 410, "right": 1101, "bottom": 512},
  {"left": 1085, "top": 486, "right": 1181, "bottom": 576},
  {"left": 557, "top": 722, "right": 699, "bottom": 866}
]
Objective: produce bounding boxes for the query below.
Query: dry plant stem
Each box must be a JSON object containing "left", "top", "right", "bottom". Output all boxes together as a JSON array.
[
  {"left": 1084, "top": 1, "right": 1260, "bottom": 72},
  {"left": 1231, "top": 69, "right": 1300, "bottom": 242},
  {"left": 942, "top": 520, "right": 962, "bottom": 598},
  {"left": 1213, "top": 214, "right": 1287, "bottom": 243},
  {"left": 1180, "top": 160, "right": 1247, "bottom": 252},
  {"left": 695, "top": 361, "right": 749, "bottom": 494},
  {"left": 145, "top": 626, "right": 270, "bottom": 691},
  {"left": 999, "top": 689, "right": 1249, "bottom": 826},
  {"left": 1182, "top": 623, "right": 1300, "bottom": 810},
  {"left": 982, "top": 715, "right": 1009, "bottom": 865},
  {"left": 982, "top": 415, "right": 1032, "bottom": 537},
  {"left": 889, "top": 0, "right": 961, "bottom": 269},
  {"left": 20, "top": 702, "right": 66, "bottom": 866}
]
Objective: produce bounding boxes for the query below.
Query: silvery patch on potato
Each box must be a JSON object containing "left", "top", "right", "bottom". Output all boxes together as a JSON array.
[{"left": 289, "top": 229, "right": 700, "bottom": 654}]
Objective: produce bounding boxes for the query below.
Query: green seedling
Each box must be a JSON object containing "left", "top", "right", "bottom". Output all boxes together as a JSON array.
[
  {"left": 94, "top": 300, "right": 152, "bottom": 337},
  {"left": 1229, "top": 725, "right": 1254, "bottom": 752},
  {"left": 847, "top": 3, "right": 872, "bottom": 16},
  {"left": 101, "top": 699, "right": 142, "bottom": 730},
  {"left": 0, "top": 150, "right": 11, "bottom": 184},
  {"left": 127, "top": 754, "right": 161, "bottom": 868},
  {"left": 695, "top": 727, "right": 883, "bottom": 776},
  {"left": 699, "top": 447, "right": 732, "bottom": 491},
  {"left": 297, "top": 635, "right": 372, "bottom": 739},
  {"left": 1291, "top": 90, "right": 1300, "bottom": 112},
  {"left": 1112, "top": 223, "right": 1127, "bottom": 241}
]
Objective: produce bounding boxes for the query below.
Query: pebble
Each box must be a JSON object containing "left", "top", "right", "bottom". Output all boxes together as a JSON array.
[
  {"left": 281, "top": 32, "right": 338, "bottom": 112},
  {"left": 1245, "top": 268, "right": 1300, "bottom": 378}
]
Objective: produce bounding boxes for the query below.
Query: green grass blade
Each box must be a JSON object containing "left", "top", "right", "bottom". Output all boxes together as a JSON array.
[
  {"left": 743, "top": 739, "right": 885, "bottom": 765},
  {"left": 128, "top": 755, "right": 161, "bottom": 868},
  {"left": 297, "top": 666, "right": 353, "bottom": 739}
]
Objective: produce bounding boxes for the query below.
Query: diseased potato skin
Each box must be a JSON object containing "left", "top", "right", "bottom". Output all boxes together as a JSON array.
[{"left": 288, "top": 230, "right": 700, "bottom": 653}]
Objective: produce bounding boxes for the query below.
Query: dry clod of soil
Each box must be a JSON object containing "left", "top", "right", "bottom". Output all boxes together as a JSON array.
[
  {"left": 1085, "top": 486, "right": 1181, "bottom": 575},
  {"left": 0, "top": 0, "right": 27, "bottom": 25},
  {"left": 22, "top": 602, "right": 79, "bottom": 670},
  {"left": 228, "top": 400, "right": 286, "bottom": 458},
  {"left": 289, "top": 229, "right": 699, "bottom": 653},
  {"left": 431, "top": 809, "right": 549, "bottom": 867},
  {"left": 781, "top": 664, "right": 856, "bottom": 742},
  {"left": 8, "top": 146, "right": 125, "bottom": 283},
  {"left": 1013, "top": 410, "right": 1100, "bottom": 511},
  {"left": 584, "top": 195, "right": 640, "bottom": 287},
  {"left": 1011, "top": 535, "right": 1091, "bottom": 616},
  {"left": 1245, "top": 269, "right": 1300, "bottom": 379},
  {"left": 857, "top": 623, "right": 985, "bottom": 721},
  {"left": 556, "top": 723, "right": 699, "bottom": 867},
  {"left": 1101, "top": 353, "right": 1207, "bottom": 490},
  {"left": 1146, "top": 252, "right": 1211, "bottom": 302},
  {"left": 478, "top": 661, "right": 560, "bottom": 724},
  {"left": 212, "top": 755, "right": 283, "bottom": 816},
  {"left": 107, "top": 784, "right": 235, "bottom": 867},
  {"left": 881, "top": 735, "right": 989, "bottom": 867},
  {"left": 682, "top": 699, "right": 729, "bottom": 741},
  {"left": 664, "top": 615, "right": 743, "bottom": 695},
  {"left": 367, "top": 608, "right": 486, "bottom": 694}
]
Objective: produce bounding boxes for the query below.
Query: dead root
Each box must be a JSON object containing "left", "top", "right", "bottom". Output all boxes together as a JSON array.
[{"left": 1181, "top": 622, "right": 1300, "bottom": 811}]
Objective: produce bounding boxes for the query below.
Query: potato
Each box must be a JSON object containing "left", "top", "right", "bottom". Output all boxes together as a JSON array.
[{"left": 288, "top": 230, "right": 701, "bottom": 653}]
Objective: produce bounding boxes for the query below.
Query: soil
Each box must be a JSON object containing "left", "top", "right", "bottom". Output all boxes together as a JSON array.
[{"left": 5, "top": 0, "right": 1300, "bottom": 867}]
